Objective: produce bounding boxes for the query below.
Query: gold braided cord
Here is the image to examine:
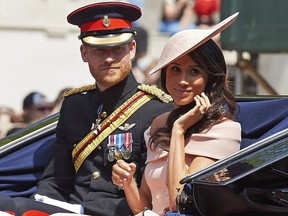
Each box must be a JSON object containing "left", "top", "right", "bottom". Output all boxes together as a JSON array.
[
  {"left": 71, "top": 91, "right": 143, "bottom": 157},
  {"left": 138, "top": 84, "right": 173, "bottom": 103},
  {"left": 63, "top": 84, "right": 96, "bottom": 98},
  {"left": 73, "top": 92, "right": 154, "bottom": 172}
]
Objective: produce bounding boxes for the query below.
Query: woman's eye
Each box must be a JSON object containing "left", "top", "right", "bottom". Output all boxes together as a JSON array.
[
  {"left": 171, "top": 66, "right": 180, "bottom": 72},
  {"left": 189, "top": 68, "right": 201, "bottom": 76}
]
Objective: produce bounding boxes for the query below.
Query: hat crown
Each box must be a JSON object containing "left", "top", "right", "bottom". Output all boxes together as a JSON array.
[
  {"left": 67, "top": 2, "right": 141, "bottom": 27},
  {"left": 149, "top": 12, "right": 239, "bottom": 74}
]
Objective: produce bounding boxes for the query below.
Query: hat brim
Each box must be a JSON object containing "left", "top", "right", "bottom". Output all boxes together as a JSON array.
[
  {"left": 82, "top": 33, "right": 134, "bottom": 47},
  {"left": 149, "top": 12, "right": 239, "bottom": 75}
]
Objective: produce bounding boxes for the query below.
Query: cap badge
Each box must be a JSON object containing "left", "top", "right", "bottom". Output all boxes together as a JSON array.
[{"left": 103, "top": 15, "right": 111, "bottom": 28}]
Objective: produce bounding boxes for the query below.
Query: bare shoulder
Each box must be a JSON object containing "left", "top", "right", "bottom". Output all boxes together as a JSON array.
[{"left": 150, "top": 111, "right": 170, "bottom": 134}]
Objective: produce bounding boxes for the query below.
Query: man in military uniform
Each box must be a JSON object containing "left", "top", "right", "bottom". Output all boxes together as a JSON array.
[{"left": 0, "top": 2, "right": 172, "bottom": 216}]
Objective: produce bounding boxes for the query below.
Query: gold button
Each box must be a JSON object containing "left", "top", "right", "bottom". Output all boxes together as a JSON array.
[
  {"left": 92, "top": 171, "right": 101, "bottom": 179},
  {"left": 97, "top": 145, "right": 101, "bottom": 150}
]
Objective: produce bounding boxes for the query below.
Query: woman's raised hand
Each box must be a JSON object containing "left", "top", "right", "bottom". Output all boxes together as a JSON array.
[
  {"left": 174, "top": 92, "right": 211, "bottom": 132},
  {"left": 111, "top": 159, "right": 137, "bottom": 188}
]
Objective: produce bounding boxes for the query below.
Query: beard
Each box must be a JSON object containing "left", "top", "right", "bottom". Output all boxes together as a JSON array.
[{"left": 91, "top": 61, "right": 131, "bottom": 91}]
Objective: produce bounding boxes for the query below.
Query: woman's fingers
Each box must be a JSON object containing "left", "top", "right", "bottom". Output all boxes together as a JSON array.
[
  {"left": 201, "top": 92, "right": 211, "bottom": 109},
  {"left": 195, "top": 92, "right": 211, "bottom": 115},
  {"left": 112, "top": 165, "right": 123, "bottom": 186},
  {"left": 174, "top": 92, "right": 211, "bottom": 131},
  {"left": 112, "top": 160, "right": 136, "bottom": 186}
]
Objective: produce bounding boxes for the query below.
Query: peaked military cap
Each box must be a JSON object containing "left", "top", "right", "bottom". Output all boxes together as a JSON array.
[{"left": 67, "top": 1, "right": 142, "bottom": 47}]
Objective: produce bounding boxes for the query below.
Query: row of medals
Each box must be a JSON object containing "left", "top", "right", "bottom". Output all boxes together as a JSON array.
[
  {"left": 108, "top": 146, "right": 131, "bottom": 162},
  {"left": 93, "top": 105, "right": 132, "bottom": 162}
]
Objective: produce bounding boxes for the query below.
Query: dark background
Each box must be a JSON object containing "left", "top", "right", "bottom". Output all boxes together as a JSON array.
[{"left": 220, "top": 0, "right": 288, "bottom": 53}]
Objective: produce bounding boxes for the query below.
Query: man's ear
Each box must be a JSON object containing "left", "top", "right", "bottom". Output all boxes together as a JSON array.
[
  {"left": 80, "top": 45, "right": 88, "bottom": 62},
  {"left": 129, "top": 40, "right": 136, "bottom": 60}
]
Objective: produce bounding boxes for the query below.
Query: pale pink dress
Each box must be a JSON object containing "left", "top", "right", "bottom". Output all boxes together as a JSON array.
[{"left": 144, "top": 121, "right": 241, "bottom": 215}]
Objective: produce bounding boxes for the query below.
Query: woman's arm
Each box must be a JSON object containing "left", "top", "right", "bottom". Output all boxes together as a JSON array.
[
  {"left": 112, "top": 160, "right": 152, "bottom": 214},
  {"left": 167, "top": 93, "right": 213, "bottom": 210}
]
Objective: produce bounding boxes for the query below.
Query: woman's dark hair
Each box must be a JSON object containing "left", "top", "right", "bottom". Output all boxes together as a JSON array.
[{"left": 150, "top": 39, "right": 236, "bottom": 150}]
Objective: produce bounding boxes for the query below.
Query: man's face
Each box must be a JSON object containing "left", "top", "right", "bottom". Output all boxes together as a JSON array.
[{"left": 80, "top": 41, "right": 136, "bottom": 92}]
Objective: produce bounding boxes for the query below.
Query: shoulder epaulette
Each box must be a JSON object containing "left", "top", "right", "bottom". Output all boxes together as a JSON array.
[
  {"left": 63, "top": 84, "right": 96, "bottom": 98},
  {"left": 138, "top": 84, "right": 173, "bottom": 103}
]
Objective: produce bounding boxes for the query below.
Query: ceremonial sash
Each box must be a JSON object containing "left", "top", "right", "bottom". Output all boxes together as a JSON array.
[{"left": 72, "top": 91, "right": 154, "bottom": 172}]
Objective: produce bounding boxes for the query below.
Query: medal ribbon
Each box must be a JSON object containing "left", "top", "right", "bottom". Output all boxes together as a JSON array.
[
  {"left": 113, "top": 133, "right": 132, "bottom": 153},
  {"left": 107, "top": 133, "right": 132, "bottom": 161},
  {"left": 72, "top": 91, "right": 154, "bottom": 172}
]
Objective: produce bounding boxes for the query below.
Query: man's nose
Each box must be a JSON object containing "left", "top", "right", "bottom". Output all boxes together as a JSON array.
[{"left": 104, "top": 50, "right": 116, "bottom": 63}]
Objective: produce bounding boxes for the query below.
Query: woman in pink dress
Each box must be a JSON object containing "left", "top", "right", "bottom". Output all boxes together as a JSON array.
[{"left": 112, "top": 12, "right": 241, "bottom": 216}]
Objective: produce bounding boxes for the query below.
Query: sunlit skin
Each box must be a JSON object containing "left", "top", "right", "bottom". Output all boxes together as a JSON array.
[
  {"left": 165, "top": 54, "right": 208, "bottom": 108},
  {"left": 80, "top": 41, "right": 136, "bottom": 92}
]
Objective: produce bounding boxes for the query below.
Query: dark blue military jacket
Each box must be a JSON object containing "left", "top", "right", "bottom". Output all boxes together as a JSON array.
[{"left": 34, "top": 73, "right": 173, "bottom": 216}]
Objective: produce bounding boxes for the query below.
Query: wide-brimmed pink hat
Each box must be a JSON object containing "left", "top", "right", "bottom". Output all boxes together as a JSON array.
[{"left": 149, "top": 12, "right": 239, "bottom": 75}]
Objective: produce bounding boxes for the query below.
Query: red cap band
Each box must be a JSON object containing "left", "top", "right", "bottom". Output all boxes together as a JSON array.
[{"left": 80, "top": 18, "right": 132, "bottom": 33}]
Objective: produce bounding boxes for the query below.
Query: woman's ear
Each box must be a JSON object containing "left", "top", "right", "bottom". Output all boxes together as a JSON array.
[{"left": 80, "top": 45, "right": 88, "bottom": 62}]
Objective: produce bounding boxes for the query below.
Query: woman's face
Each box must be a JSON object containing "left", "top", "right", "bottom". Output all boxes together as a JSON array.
[{"left": 165, "top": 54, "right": 208, "bottom": 108}]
